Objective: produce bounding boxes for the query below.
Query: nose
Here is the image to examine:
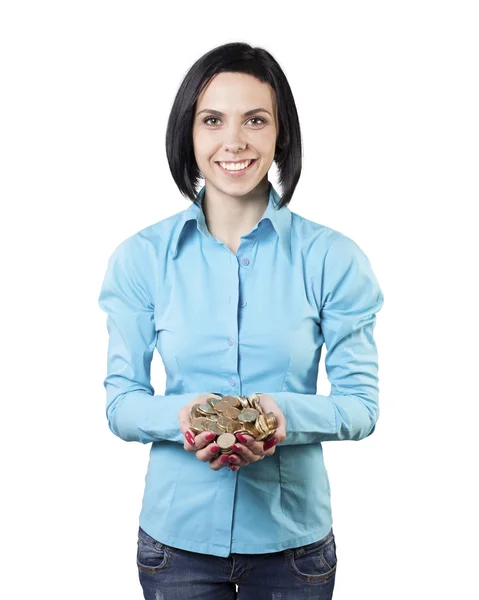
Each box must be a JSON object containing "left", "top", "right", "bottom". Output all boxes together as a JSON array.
[
  {"left": 223, "top": 140, "right": 247, "bottom": 154},
  {"left": 222, "top": 125, "right": 247, "bottom": 153}
]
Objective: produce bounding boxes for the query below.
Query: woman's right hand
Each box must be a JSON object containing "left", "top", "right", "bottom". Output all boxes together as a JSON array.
[{"left": 178, "top": 393, "right": 229, "bottom": 468}]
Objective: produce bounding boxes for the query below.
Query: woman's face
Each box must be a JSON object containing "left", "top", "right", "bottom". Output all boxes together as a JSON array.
[{"left": 192, "top": 71, "right": 279, "bottom": 197}]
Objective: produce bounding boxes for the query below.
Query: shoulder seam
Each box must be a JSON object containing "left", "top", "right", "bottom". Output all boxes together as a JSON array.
[{"left": 136, "top": 232, "right": 158, "bottom": 309}]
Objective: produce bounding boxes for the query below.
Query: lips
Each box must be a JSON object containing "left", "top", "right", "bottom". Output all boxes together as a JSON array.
[{"left": 215, "top": 159, "right": 257, "bottom": 174}]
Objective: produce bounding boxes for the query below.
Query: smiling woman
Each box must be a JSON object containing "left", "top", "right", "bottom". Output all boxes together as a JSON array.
[{"left": 99, "top": 40, "right": 384, "bottom": 600}]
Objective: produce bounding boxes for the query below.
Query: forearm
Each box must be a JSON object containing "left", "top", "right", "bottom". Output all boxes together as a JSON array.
[
  {"left": 106, "top": 389, "right": 203, "bottom": 444},
  {"left": 263, "top": 391, "right": 378, "bottom": 445}
]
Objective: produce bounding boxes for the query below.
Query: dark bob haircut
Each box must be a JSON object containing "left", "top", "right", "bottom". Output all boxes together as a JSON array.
[{"left": 165, "top": 42, "right": 303, "bottom": 209}]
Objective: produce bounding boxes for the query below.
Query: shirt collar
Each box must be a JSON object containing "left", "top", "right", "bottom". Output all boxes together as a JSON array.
[{"left": 172, "top": 182, "right": 292, "bottom": 261}]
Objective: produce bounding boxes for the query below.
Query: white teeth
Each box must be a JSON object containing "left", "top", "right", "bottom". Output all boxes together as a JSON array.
[{"left": 218, "top": 159, "right": 253, "bottom": 171}]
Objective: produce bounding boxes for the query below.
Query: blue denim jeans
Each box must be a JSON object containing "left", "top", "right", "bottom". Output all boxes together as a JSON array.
[{"left": 137, "top": 525, "right": 337, "bottom": 599}]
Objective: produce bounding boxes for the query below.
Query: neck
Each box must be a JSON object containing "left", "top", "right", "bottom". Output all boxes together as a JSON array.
[{"left": 202, "top": 179, "right": 270, "bottom": 245}]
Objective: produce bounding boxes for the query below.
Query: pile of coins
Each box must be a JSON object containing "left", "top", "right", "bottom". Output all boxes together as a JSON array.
[{"left": 189, "top": 393, "right": 277, "bottom": 455}]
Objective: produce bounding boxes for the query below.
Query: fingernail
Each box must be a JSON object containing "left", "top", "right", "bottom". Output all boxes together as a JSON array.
[
  {"left": 230, "top": 466, "right": 239, "bottom": 471},
  {"left": 205, "top": 433, "right": 216, "bottom": 441},
  {"left": 210, "top": 445, "right": 219, "bottom": 453},
  {"left": 229, "top": 456, "right": 237, "bottom": 463},
  {"left": 185, "top": 431, "right": 195, "bottom": 446},
  {"left": 263, "top": 438, "right": 277, "bottom": 451},
  {"left": 232, "top": 445, "right": 242, "bottom": 453},
  {"left": 236, "top": 434, "right": 247, "bottom": 444},
  {"left": 221, "top": 455, "right": 230, "bottom": 463}
]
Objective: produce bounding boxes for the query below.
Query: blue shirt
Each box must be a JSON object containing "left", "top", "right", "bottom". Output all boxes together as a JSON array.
[{"left": 98, "top": 182, "right": 384, "bottom": 557}]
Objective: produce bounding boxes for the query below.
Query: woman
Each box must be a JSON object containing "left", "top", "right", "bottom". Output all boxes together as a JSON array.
[{"left": 98, "top": 42, "right": 384, "bottom": 600}]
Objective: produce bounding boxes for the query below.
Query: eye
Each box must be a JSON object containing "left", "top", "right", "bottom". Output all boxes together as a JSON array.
[
  {"left": 203, "top": 116, "right": 267, "bottom": 127},
  {"left": 249, "top": 117, "right": 266, "bottom": 126}
]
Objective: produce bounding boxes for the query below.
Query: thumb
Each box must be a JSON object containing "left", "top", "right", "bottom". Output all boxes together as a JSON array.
[
  {"left": 178, "top": 393, "right": 222, "bottom": 435},
  {"left": 178, "top": 406, "right": 192, "bottom": 436},
  {"left": 273, "top": 409, "right": 287, "bottom": 443}
]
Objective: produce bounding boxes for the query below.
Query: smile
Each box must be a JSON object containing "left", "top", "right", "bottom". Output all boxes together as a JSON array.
[{"left": 215, "top": 159, "right": 257, "bottom": 176}]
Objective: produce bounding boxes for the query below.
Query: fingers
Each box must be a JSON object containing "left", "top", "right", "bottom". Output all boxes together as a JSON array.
[
  {"left": 263, "top": 434, "right": 280, "bottom": 453},
  {"left": 195, "top": 440, "right": 246, "bottom": 471},
  {"left": 231, "top": 441, "right": 261, "bottom": 464},
  {"left": 234, "top": 433, "right": 279, "bottom": 458},
  {"left": 209, "top": 452, "right": 242, "bottom": 471},
  {"left": 187, "top": 432, "right": 279, "bottom": 466},
  {"left": 235, "top": 434, "right": 266, "bottom": 459},
  {"left": 183, "top": 430, "right": 217, "bottom": 453},
  {"left": 194, "top": 438, "right": 221, "bottom": 462},
  {"left": 179, "top": 392, "right": 222, "bottom": 450},
  {"left": 208, "top": 434, "right": 270, "bottom": 468}
]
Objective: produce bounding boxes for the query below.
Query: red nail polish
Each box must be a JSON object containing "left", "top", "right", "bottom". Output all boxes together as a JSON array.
[
  {"left": 230, "top": 466, "right": 239, "bottom": 471},
  {"left": 221, "top": 455, "right": 230, "bottom": 463},
  {"left": 263, "top": 438, "right": 277, "bottom": 451},
  {"left": 236, "top": 434, "right": 247, "bottom": 444},
  {"left": 232, "top": 445, "right": 242, "bottom": 453},
  {"left": 185, "top": 431, "right": 195, "bottom": 446},
  {"left": 210, "top": 445, "right": 219, "bottom": 453},
  {"left": 205, "top": 433, "right": 215, "bottom": 441},
  {"left": 229, "top": 456, "right": 237, "bottom": 463}
]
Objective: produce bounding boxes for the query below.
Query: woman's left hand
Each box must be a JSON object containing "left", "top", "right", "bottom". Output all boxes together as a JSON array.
[{"left": 212, "top": 393, "right": 287, "bottom": 470}]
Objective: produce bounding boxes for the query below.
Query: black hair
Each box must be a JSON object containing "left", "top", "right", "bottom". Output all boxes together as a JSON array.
[{"left": 165, "top": 42, "right": 302, "bottom": 208}]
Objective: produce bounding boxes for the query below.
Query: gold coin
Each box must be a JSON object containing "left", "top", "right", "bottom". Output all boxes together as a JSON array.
[
  {"left": 244, "top": 423, "right": 260, "bottom": 436},
  {"left": 256, "top": 415, "right": 268, "bottom": 434},
  {"left": 228, "top": 397, "right": 242, "bottom": 408},
  {"left": 207, "top": 397, "right": 223, "bottom": 409},
  {"left": 213, "top": 400, "right": 232, "bottom": 414},
  {"left": 205, "top": 422, "right": 223, "bottom": 435},
  {"left": 217, "top": 432, "right": 236, "bottom": 450},
  {"left": 257, "top": 429, "right": 276, "bottom": 442},
  {"left": 223, "top": 406, "right": 241, "bottom": 419},
  {"left": 189, "top": 418, "right": 204, "bottom": 434},
  {"left": 221, "top": 395, "right": 238, "bottom": 405},
  {"left": 265, "top": 412, "right": 277, "bottom": 429},
  {"left": 238, "top": 396, "right": 250, "bottom": 410},
  {"left": 238, "top": 411, "right": 257, "bottom": 423},
  {"left": 190, "top": 404, "right": 203, "bottom": 420},
  {"left": 226, "top": 419, "right": 241, "bottom": 433},
  {"left": 216, "top": 416, "right": 229, "bottom": 429},
  {"left": 197, "top": 403, "right": 216, "bottom": 415}
]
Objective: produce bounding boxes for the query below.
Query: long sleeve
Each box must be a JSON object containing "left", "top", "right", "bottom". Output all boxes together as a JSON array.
[
  {"left": 264, "top": 233, "right": 385, "bottom": 445},
  {"left": 98, "top": 234, "right": 205, "bottom": 444}
]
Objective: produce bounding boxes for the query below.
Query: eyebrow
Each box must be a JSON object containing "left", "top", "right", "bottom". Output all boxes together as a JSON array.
[{"left": 196, "top": 108, "right": 272, "bottom": 118}]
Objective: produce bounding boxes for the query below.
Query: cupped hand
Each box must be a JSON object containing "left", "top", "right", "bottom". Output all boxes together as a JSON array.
[
  {"left": 178, "top": 392, "right": 287, "bottom": 471},
  {"left": 178, "top": 392, "right": 222, "bottom": 449},
  {"left": 220, "top": 393, "right": 287, "bottom": 469}
]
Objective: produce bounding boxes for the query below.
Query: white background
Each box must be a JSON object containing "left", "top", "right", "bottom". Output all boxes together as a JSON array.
[{"left": 1, "top": 1, "right": 477, "bottom": 598}]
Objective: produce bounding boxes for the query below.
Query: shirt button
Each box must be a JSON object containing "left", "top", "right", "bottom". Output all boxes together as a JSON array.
[
  {"left": 240, "top": 300, "right": 247, "bottom": 307},
  {"left": 229, "top": 378, "right": 236, "bottom": 387},
  {"left": 228, "top": 338, "right": 234, "bottom": 346},
  {"left": 241, "top": 258, "right": 250, "bottom": 266}
]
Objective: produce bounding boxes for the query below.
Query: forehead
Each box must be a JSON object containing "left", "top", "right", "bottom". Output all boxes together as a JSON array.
[{"left": 196, "top": 72, "right": 275, "bottom": 111}]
